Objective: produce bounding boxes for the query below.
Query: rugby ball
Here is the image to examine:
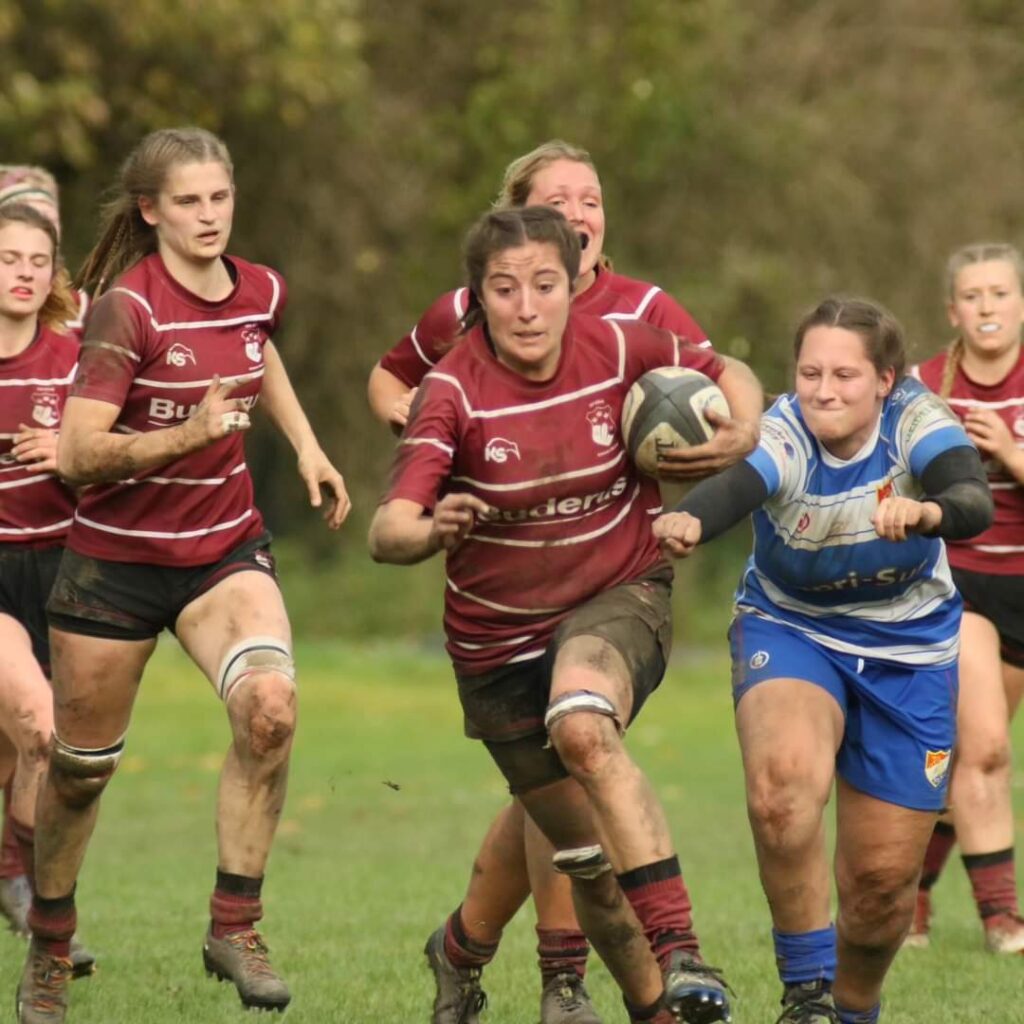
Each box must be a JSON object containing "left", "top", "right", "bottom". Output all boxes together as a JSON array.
[{"left": 621, "top": 367, "right": 730, "bottom": 476}]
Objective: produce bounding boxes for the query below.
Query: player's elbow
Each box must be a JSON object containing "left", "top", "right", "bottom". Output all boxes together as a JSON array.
[{"left": 367, "top": 510, "right": 398, "bottom": 563}]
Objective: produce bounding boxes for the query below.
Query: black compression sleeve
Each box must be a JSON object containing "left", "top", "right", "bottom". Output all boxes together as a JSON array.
[
  {"left": 919, "top": 445, "right": 994, "bottom": 540},
  {"left": 673, "top": 460, "right": 769, "bottom": 543}
]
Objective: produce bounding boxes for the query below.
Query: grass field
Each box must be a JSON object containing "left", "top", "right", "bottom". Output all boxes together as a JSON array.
[{"left": 3, "top": 640, "right": 1022, "bottom": 1023}]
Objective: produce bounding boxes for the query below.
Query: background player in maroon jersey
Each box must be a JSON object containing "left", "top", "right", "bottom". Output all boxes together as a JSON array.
[
  {"left": 369, "top": 141, "right": 754, "bottom": 1024},
  {"left": 16, "top": 128, "right": 350, "bottom": 1024},
  {"left": 371, "top": 206, "right": 762, "bottom": 1024},
  {"left": 909, "top": 243, "right": 1024, "bottom": 953},
  {"left": 0, "top": 202, "right": 96, "bottom": 976}
]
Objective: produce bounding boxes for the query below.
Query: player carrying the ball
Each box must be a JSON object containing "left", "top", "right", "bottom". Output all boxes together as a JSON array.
[
  {"left": 371, "top": 205, "right": 762, "bottom": 1024},
  {"left": 654, "top": 297, "right": 993, "bottom": 1024}
]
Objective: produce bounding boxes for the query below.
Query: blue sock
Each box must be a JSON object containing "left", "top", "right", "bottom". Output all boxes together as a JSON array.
[
  {"left": 836, "top": 1003, "right": 880, "bottom": 1023},
  {"left": 772, "top": 925, "right": 837, "bottom": 985}
]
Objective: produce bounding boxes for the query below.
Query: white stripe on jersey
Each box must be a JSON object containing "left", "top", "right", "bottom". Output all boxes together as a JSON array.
[
  {"left": 409, "top": 326, "right": 436, "bottom": 368},
  {"left": 451, "top": 634, "right": 539, "bottom": 650},
  {"left": 0, "top": 518, "right": 73, "bottom": 536},
  {"left": 0, "top": 474, "right": 59, "bottom": 492},
  {"left": 110, "top": 271, "right": 280, "bottom": 332},
  {"left": 122, "top": 463, "right": 248, "bottom": 487},
  {"left": 73, "top": 508, "right": 253, "bottom": 540},
  {"left": 973, "top": 543, "right": 1024, "bottom": 553},
  {"left": 133, "top": 369, "right": 263, "bottom": 390},
  {"left": 400, "top": 437, "right": 454, "bottom": 457},
  {"left": 469, "top": 482, "right": 640, "bottom": 547},
  {"left": 446, "top": 577, "right": 570, "bottom": 616},
  {"left": 0, "top": 370, "right": 76, "bottom": 387},
  {"left": 945, "top": 395, "right": 1024, "bottom": 411},
  {"left": 452, "top": 452, "right": 626, "bottom": 492},
  {"left": 601, "top": 285, "right": 661, "bottom": 320}
]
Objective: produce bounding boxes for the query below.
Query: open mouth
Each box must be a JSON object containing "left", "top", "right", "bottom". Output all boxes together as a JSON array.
[
  {"left": 578, "top": 232, "right": 590, "bottom": 251},
  {"left": 978, "top": 323, "right": 1000, "bottom": 334}
]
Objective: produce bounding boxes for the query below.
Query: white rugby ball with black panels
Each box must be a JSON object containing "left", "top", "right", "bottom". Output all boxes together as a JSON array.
[{"left": 621, "top": 367, "right": 730, "bottom": 475}]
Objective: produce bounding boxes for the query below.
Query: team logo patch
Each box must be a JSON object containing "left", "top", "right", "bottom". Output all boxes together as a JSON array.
[
  {"left": 876, "top": 477, "right": 894, "bottom": 503},
  {"left": 586, "top": 400, "right": 616, "bottom": 448},
  {"left": 796, "top": 512, "right": 811, "bottom": 534},
  {"left": 484, "top": 437, "right": 520, "bottom": 463},
  {"left": 924, "top": 749, "right": 951, "bottom": 789},
  {"left": 166, "top": 342, "right": 196, "bottom": 367},
  {"left": 253, "top": 550, "right": 274, "bottom": 571},
  {"left": 749, "top": 650, "right": 770, "bottom": 670},
  {"left": 29, "top": 388, "right": 59, "bottom": 428},
  {"left": 241, "top": 324, "right": 265, "bottom": 364}
]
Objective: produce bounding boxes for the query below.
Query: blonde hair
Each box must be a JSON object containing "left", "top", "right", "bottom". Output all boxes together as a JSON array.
[
  {"left": 76, "top": 127, "right": 233, "bottom": 297},
  {"left": 0, "top": 203, "right": 77, "bottom": 330},
  {"left": 940, "top": 242, "right": 1024, "bottom": 398}
]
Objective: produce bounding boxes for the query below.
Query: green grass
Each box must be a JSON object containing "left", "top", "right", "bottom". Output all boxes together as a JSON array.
[{"left": 3, "top": 641, "right": 1023, "bottom": 1022}]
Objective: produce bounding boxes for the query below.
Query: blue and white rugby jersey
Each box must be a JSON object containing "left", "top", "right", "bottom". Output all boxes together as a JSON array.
[{"left": 736, "top": 377, "right": 973, "bottom": 667}]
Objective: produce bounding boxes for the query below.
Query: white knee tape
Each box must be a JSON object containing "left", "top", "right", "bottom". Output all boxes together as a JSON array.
[
  {"left": 216, "top": 636, "right": 295, "bottom": 704},
  {"left": 51, "top": 732, "right": 126, "bottom": 778},
  {"left": 544, "top": 689, "right": 621, "bottom": 733},
  {"left": 552, "top": 844, "right": 613, "bottom": 880}
]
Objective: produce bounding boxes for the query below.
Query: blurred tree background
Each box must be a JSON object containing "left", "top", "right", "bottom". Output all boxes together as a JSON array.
[{"left": 3, "top": 0, "right": 1023, "bottom": 641}]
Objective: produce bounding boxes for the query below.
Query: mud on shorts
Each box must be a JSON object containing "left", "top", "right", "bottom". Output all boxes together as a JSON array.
[
  {"left": 952, "top": 567, "right": 1024, "bottom": 669},
  {"left": 455, "top": 570, "right": 673, "bottom": 794},
  {"left": 0, "top": 542, "right": 64, "bottom": 674},
  {"left": 46, "top": 532, "right": 278, "bottom": 641}
]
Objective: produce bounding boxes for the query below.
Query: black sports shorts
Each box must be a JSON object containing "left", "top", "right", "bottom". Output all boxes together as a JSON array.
[
  {"left": 46, "top": 531, "right": 278, "bottom": 642},
  {"left": 0, "top": 542, "right": 63, "bottom": 673},
  {"left": 952, "top": 567, "right": 1024, "bottom": 669},
  {"left": 455, "top": 569, "right": 673, "bottom": 794}
]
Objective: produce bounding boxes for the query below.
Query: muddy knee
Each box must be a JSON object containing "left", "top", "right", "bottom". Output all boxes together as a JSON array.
[
  {"left": 220, "top": 638, "right": 296, "bottom": 758},
  {"left": 545, "top": 690, "right": 621, "bottom": 779},
  {"left": 49, "top": 733, "right": 123, "bottom": 808}
]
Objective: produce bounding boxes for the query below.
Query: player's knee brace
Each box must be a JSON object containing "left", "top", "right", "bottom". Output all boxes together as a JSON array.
[
  {"left": 49, "top": 732, "right": 124, "bottom": 806},
  {"left": 217, "top": 636, "right": 295, "bottom": 704},
  {"left": 552, "top": 843, "right": 613, "bottom": 880},
  {"left": 544, "top": 689, "right": 622, "bottom": 734}
]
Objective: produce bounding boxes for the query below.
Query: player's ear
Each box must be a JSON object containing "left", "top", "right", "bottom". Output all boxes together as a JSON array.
[
  {"left": 138, "top": 195, "right": 158, "bottom": 227},
  {"left": 877, "top": 366, "right": 896, "bottom": 398}
]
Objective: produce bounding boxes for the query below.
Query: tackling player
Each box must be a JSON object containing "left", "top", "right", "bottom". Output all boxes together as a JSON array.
[
  {"left": 654, "top": 297, "right": 993, "bottom": 1023},
  {"left": 16, "top": 128, "right": 350, "bottom": 1024},
  {"left": 371, "top": 205, "right": 762, "bottom": 1024},
  {"left": 907, "top": 243, "right": 1024, "bottom": 952}
]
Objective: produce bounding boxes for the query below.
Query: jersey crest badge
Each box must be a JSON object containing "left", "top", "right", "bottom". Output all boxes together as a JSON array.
[
  {"left": 586, "top": 400, "right": 616, "bottom": 448},
  {"left": 241, "top": 324, "right": 265, "bottom": 364},
  {"left": 30, "top": 388, "right": 60, "bottom": 428},
  {"left": 749, "top": 650, "right": 770, "bottom": 670},
  {"left": 484, "top": 438, "right": 520, "bottom": 463},
  {"left": 166, "top": 342, "right": 196, "bottom": 368},
  {"left": 924, "top": 748, "right": 951, "bottom": 789},
  {"left": 876, "top": 477, "right": 894, "bottom": 503}
]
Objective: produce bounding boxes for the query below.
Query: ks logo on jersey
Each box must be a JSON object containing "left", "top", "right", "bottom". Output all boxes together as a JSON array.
[
  {"left": 167, "top": 342, "right": 197, "bottom": 368},
  {"left": 586, "top": 400, "right": 616, "bottom": 448},
  {"left": 484, "top": 437, "right": 520, "bottom": 463},
  {"left": 30, "top": 388, "right": 60, "bottom": 428},
  {"left": 241, "top": 324, "right": 265, "bottom": 364}
]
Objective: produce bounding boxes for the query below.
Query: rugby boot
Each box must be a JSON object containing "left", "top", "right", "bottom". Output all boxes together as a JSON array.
[
  {"left": 16, "top": 940, "right": 72, "bottom": 1024},
  {"left": 983, "top": 911, "right": 1024, "bottom": 953},
  {"left": 0, "top": 874, "right": 30, "bottom": 936},
  {"left": 662, "top": 949, "right": 732, "bottom": 1023},
  {"left": 203, "top": 927, "right": 291, "bottom": 1011},
  {"left": 775, "top": 982, "right": 839, "bottom": 1023},
  {"left": 540, "top": 971, "right": 602, "bottom": 1024},
  {"left": 69, "top": 935, "right": 96, "bottom": 979},
  {"left": 902, "top": 888, "right": 930, "bottom": 949},
  {"left": 424, "top": 926, "right": 487, "bottom": 1024}
]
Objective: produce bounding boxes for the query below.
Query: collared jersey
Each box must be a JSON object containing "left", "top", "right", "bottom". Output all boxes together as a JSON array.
[
  {"left": 386, "top": 311, "right": 724, "bottom": 674},
  {"left": 380, "top": 266, "right": 710, "bottom": 389},
  {"left": 0, "top": 324, "right": 78, "bottom": 544},
  {"left": 737, "top": 377, "right": 972, "bottom": 667},
  {"left": 911, "top": 350, "right": 1024, "bottom": 575},
  {"left": 66, "top": 252, "right": 286, "bottom": 566}
]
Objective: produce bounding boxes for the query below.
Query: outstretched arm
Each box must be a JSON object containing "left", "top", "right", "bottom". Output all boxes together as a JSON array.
[{"left": 369, "top": 493, "right": 493, "bottom": 565}]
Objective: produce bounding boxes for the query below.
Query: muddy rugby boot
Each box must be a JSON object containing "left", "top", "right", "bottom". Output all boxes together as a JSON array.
[{"left": 203, "top": 927, "right": 291, "bottom": 1011}]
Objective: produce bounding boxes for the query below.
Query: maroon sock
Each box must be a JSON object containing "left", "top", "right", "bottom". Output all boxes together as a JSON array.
[
  {"left": 618, "top": 856, "right": 699, "bottom": 967},
  {"left": 9, "top": 817, "right": 34, "bottom": 887},
  {"left": 0, "top": 783, "right": 21, "bottom": 880},
  {"left": 27, "top": 890, "right": 75, "bottom": 958},
  {"left": 963, "top": 848, "right": 1018, "bottom": 920},
  {"left": 210, "top": 869, "right": 263, "bottom": 939},
  {"left": 920, "top": 822, "right": 956, "bottom": 891},
  {"left": 536, "top": 926, "right": 589, "bottom": 981},
  {"left": 444, "top": 904, "right": 499, "bottom": 970}
]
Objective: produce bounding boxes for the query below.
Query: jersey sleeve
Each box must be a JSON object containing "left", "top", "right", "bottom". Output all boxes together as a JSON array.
[
  {"left": 643, "top": 290, "right": 711, "bottom": 348},
  {"left": 745, "top": 403, "right": 807, "bottom": 501},
  {"left": 620, "top": 321, "right": 725, "bottom": 382},
  {"left": 269, "top": 269, "right": 288, "bottom": 332},
  {"left": 379, "top": 289, "right": 467, "bottom": 389},
  {"left": 893, "top": 382, "right": 972, "bottom": 477},
  {"left": 70, "top": 289, "right": 149, "bottom": 408},
  {"left": 385, "top": 373, "right": 462, "bottom": 510}
]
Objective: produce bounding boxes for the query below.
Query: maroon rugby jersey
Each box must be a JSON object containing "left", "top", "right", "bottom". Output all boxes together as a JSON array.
[
  {"left": 380, "top": 266, "right": 709, "bottom": 389},
  {"left": 0, "top": 324, "right": 78, "bottom": 544},
  {"left": 913, "top": 350, "right": 1024, "bottom": 574},
  {"left": 67, "top": 253, "right": 286, "bottom": 567},
  {"left": 387, "top": 312, "right": 724, "bottom": 673}
]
